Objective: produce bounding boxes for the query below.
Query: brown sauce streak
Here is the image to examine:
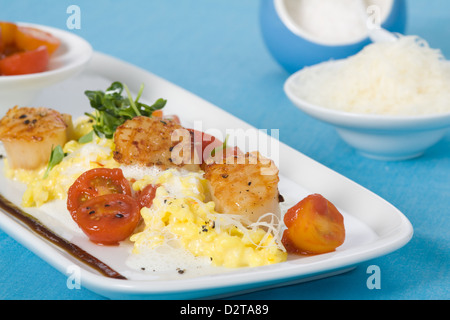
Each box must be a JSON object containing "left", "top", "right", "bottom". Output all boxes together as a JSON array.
[{"left": 0, "top": 193, "right": 126, "bottom": 280}]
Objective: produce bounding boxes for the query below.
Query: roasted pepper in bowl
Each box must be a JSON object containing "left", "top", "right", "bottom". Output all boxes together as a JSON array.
[{"left": 0, "top": 21, "right": 60, "bottom": 76}]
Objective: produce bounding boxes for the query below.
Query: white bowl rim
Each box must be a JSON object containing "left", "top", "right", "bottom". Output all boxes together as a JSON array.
[
  {"left": 0, "top": 22, "right": 93, "bottom": 83},
  {"left": 274, "top": 0, "right": 395, "bottom": 46},
  {"left": 284, "top": 70, "right": 450, "bottom": 131}
]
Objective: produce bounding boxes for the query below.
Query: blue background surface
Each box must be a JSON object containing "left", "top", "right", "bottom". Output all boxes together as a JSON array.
[{"left": 0, "top": 0, "right": 449, "bottom": 300}]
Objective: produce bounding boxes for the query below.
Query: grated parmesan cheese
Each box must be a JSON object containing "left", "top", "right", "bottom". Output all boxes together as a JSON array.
[{"left": 290, "top": 35, "right": 450, "bottom": 116}]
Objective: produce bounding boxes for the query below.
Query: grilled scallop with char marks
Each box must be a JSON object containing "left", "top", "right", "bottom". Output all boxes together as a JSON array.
[
  {"left": 203, "top": 151, "right": 281, "bottom": 225},
  {"left": 113, "top": 116, "right": 199, "bottom": 171},
  {"left": 0, "top": 106, "right": 73, "bottom": 170}
]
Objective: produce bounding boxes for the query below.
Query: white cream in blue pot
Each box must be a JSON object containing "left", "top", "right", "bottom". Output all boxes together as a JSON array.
[{"left": 260, "top": 0, "right": 407, "bottom": 73}]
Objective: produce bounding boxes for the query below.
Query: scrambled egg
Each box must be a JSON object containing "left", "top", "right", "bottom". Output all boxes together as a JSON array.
[
  {"left": 4, "top": 117, "right": 117, "bottom": 207},
  {"left": 130, "top": 169, "right": 287, "bottom": 268},
  {"left": 4, "top": 116, "right": 287, "bottom": 268}
]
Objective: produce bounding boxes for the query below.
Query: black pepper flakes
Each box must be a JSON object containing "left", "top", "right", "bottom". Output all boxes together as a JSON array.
[
  {"left": 221, "top": 174, "right": 228, "bottom": 179},
  {"left": 176, "top": 268, "right": 185, "bottom": 274}
]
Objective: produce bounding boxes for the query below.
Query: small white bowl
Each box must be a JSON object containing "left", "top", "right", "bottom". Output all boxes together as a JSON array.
[
  {"left": 0, "top": 23, "right": 93, "bottom": 113},
  {"left": 284, "top": 72, "right": 450, "bottom": 161}
]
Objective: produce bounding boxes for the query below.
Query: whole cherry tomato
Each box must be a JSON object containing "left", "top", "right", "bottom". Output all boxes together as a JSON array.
[{"left": 282, "top": 194, "right": 345, "bottom": 255}]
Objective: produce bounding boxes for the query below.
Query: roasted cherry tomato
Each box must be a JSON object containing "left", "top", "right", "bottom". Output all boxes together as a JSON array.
[
  {"left": 137, "top": 183, "right": 158, "bottom": 209},
  {"left": 151, "top": 110, "right": 164, "bottom": 118},
  {"left": 282, "top": 194, "right": 345, "bottom": 255},
  {"left": 0, "top": 45, "right": 49, "bottom": 75},
  {"left": 163, "top": 114, "right": 181, "bottom": 124},
  {"left": 74, "top": 194, "right": 140, "bottom": 246},
  {"left": 67, "top": 168, "right": 132, "bottom": 217},
  {"left": 15, "top": 26, "right": 60, "bottom": 55},
  {"left": 188, "top": 128, "right": 223, "bottom": 164},
  {"left": 0, "top": 21, "right": 18, "bottom": 46}
]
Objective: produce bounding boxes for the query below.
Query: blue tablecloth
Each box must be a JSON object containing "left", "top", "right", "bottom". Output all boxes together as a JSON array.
[{"left": 0, "top": 0, "right": 448, "bottom": 300}]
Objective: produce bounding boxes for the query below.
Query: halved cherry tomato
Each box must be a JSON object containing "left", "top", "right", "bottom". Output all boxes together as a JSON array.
[
  {"left": 67, "top": 168, "right": 132, "bottom": 218},
  {"left": 136, "top": 183, "right": 159, "bottom": 209},
  {"left": 282, "top": 194, "right": 345, "bottom": 255},
  {"left": 15, "top": 26, "right": 60, "bottom": 55},
  {"left": 74, "top": 194, "right": 140, "bottom": 246},
  {"left": 0, "top": 45, "right": 49, "bottom": 75}
]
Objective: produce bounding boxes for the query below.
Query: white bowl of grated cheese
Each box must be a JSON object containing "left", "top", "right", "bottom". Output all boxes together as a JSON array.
[{"left": 284, "top": 35, "right": 450, "bottom": 160}]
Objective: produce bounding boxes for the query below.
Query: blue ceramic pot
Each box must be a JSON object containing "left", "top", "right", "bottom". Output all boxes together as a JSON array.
[{"left": 259, "top": 0, "right": 407, "bottom": 73}]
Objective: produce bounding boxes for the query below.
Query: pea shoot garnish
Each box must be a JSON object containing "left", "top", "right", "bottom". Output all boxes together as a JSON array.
[
  {"left": 43, "top": 145, "right": 65, "bottom": 179},
  {"left": 84, "top": 81, "right": 166, "bottom": 139}
]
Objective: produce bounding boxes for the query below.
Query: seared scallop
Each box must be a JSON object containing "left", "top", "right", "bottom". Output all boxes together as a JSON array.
[
  {"left": 113, "top": 116, "right": 199, "bottom": 171},
  {"left": 0, "top": 106, "right": 72, "bottom": 170},
  {"left": 203, "top": 151, "right": 281, "bottom": 224}
]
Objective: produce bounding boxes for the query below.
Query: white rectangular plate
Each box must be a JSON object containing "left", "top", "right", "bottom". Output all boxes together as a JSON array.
[{"left": 0, "top": 52, "right": 413, "bottom": 299}]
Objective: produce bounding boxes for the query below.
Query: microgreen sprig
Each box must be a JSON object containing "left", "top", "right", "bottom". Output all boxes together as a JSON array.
[
  {"left": 211, "top": 134, "right": 229, "bottom": 157},
  {"left": 84, "top": 81, "right": 167, "bottom": 139},
  {"left": 43, "top": 145, "right": 65, "bottom": 179}
]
